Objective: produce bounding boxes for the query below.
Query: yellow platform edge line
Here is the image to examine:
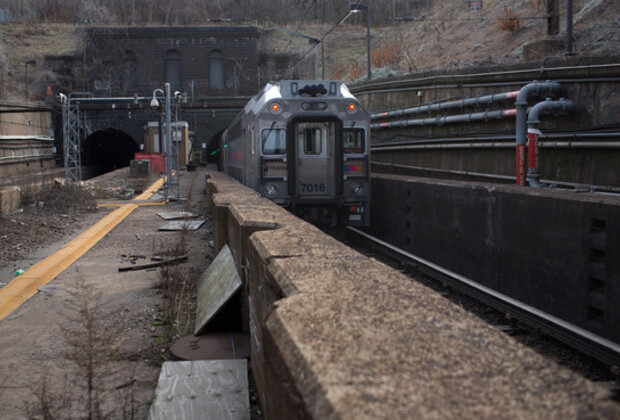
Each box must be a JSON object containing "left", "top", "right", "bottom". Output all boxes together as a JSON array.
[{"left": 0, "top": 178, "right": 164, "bottom": 322}]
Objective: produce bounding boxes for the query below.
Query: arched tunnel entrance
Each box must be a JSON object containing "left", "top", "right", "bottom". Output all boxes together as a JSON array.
[{"left": 83, "top": 128, "right": 139, "bottom": 178}]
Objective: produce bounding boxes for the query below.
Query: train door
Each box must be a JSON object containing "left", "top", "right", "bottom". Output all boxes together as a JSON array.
[{"left": 295, "top": 121, "right": 334, "bottom": 197}]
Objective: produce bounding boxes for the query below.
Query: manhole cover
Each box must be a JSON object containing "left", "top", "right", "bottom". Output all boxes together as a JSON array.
[{"left": 171, "top": 332, "right": 250, "bottom": 360}]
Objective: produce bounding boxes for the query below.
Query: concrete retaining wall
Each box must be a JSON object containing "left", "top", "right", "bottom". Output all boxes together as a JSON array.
[
  {"left": 206, "top": 170, "right": 619, "bottom": 419},
  {"left": 370, "top": 174, "right": 620, "bottom": 345},
  {"left": 0, "top": 186, "right": 20, "bottom": 216},
  {"left": 352, "top": 60, "right": 620, "bottom": 187}
]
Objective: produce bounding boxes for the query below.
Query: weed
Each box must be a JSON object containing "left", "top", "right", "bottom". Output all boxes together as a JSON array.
[
  {"left": 22, "top": 181, "right": 97, "bottom": 215},
  {"left": 25, "top": 277, "right": 143, "bottom": 419},
  {"left": 497, "top": 5, "right": 521, "bottom": 33},
  {"left": 61, "top": 277, "right": 116, "bottom": 418},
  {"left": 371, "top": 37, "right": 403, "bottom": 69},
  {"left": 531, "top": 0, "right": 547, "bottom": 14}
]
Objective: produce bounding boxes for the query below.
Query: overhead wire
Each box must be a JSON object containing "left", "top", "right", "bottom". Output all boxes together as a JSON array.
[{"left": 281, "top": 8, "right": 357, "bottom": 80}]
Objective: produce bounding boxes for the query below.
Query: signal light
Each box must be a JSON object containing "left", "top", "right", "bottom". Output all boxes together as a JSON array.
[
  {"left": 347, "top": 102, "right": 358, "bottom": 114},
  {"left": 270, "top": 102, "right": 282, "bottom": 113}
]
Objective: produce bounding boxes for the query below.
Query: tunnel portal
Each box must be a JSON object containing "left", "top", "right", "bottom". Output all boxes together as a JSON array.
[{"left": 83, "top": 128, "right": 139, "bottom": 178}]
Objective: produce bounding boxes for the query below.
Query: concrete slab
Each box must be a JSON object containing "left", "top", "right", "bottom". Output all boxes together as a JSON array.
[
  {"left": 195, "top": 244, "right": 242, "bottom": 335},
  {"left": 156, "top": 211, "right": 196, "bottom": 220},
  {"left": 171, "top": 333, "right": 250, "bottom": 360},
  {"left": 158, "top": 220, "right": 205, "bottom": 231},
  {"left": 148, "top": 360, "right": 249, "bottom": 420},
  {"left": 0, "top": 186, "right": 20, "bottom": 216}
]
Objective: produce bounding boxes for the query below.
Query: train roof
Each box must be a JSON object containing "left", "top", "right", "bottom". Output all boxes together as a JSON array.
[{"left": 245, "top": 80, "right": 357, "bottom": 115}]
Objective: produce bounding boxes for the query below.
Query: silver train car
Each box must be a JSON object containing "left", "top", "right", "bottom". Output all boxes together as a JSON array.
[{"left": 221, "top": 80, "right": 370, "bottom": 226}]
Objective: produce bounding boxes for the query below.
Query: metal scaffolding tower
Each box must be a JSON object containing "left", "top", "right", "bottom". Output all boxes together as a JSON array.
[{"left": 62, "top": 94, "right": 86, "bottom": 184}]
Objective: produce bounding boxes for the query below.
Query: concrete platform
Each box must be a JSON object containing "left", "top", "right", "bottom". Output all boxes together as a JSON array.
[{"left": 207, "top": 170, "right": 620, "bottom": 419}]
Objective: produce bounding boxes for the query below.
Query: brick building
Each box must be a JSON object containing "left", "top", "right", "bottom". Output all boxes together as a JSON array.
[{"left": 83, "top": 26, "right": 260, "bottom": 99}]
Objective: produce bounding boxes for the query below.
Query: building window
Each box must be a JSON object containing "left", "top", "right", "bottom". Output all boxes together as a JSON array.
[
  {"left": 122, "top": 50, "right": 138, "bottom": 92},
  {"left": 165, "top": 50, "right": 182, "bottom": 92},
  {"left": 208, "top": 50, "right": 225, "bottom": 91}
]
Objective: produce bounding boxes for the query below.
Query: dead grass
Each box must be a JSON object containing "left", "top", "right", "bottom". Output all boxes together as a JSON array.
[
  {"left": 25, "top": 278, "right": 143, "bottom": 419},
  {"left": 0, "top": 23, "right": 77, "bottom": 99},
  {"left": 22, "top": 182, "right": 98, "bottom": 214},
  {"left": 497, "top": 5, "right": 521, "bottom": 33}
]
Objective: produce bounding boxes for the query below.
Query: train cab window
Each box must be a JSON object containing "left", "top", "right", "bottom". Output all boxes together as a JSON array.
[
  {"left": 303, "top": 128, "right": 323, "bottom": 155},
  {"left": 262, "top": 128, "right": 286, "bottom": 155},
  {"left": 343, "top": 129, "right": 365, "bottom": 154}
]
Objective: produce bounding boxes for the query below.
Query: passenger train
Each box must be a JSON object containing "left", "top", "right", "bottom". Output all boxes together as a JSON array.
[{"left": 221, "top": 80, "right": 370, "bottom": 226}]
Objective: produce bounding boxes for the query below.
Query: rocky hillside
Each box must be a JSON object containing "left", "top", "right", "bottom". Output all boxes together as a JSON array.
[{"left": 0, "top": 0, "right": 618, "bottom": 100}]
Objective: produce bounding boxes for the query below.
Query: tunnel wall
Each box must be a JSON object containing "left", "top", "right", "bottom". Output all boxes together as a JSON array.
[
  {"left": 369, "top": 174, "right": 620, "bottom": 345},
  {"left": 205, "top": 170, "right": 618, "bottom": 419}
]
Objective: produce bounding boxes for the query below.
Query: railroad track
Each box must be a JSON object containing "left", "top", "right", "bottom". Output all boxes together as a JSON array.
[{"left": 345, "top": 226, "right": 620, "bottom": 386}]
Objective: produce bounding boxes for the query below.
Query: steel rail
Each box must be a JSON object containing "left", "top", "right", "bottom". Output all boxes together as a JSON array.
[{"left": 346, "top": 226, "right": 620, "bottom": 367}]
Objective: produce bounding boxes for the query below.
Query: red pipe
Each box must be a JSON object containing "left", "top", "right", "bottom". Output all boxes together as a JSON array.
[
  {"left": 527, "top": 128, "right": 540, "bottom": 173},
  {"left": 516, "top": 144, "right": 526, "bottom": 186}
]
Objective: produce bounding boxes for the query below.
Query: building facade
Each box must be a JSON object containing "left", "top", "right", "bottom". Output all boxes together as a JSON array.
[{"left": 82, "top": 26, "right": 260, "bottom": 100}]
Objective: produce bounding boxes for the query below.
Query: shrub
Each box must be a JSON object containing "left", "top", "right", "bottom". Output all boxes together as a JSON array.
[{"left": 497, "top": 5, "right": 520, "bottom": 33}]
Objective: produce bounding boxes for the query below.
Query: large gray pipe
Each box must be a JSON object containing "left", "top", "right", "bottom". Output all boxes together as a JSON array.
[
  {"left": 371, "top": 109, "right": 516, "bottom": 130},
  {"left": 515, "top": 81, "right": 562, "bottom": 185},
  {"left": 526, "top": 98, "right": 576, "bottom": 187},
  {"left": 371, "top": 90, "right": 519, "bottom": 120},
  {"left": 515, "top": 81, "right": 562, "bottom": 146},
  {"left": 527, "top": 98, "right": 576, "bottom": 125}
]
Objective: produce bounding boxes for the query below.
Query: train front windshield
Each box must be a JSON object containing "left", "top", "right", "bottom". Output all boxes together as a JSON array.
[{"left": 262, "top": 128, "right": 286, "bottom": 155}]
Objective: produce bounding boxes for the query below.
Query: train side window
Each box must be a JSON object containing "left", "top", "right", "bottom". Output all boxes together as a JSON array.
[
  {"left": 304, "top": 128, "right": 322, "bottom": 155},
  {"left": 262, "top": 128, "right": 286, "bottom": 155},
  {"left": 343, "top": 129, "right": 365, "bottom": 154}
]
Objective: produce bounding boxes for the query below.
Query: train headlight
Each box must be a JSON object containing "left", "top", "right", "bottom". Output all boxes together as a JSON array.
[
  {"left": 351, "top": 182, "right": 363, "bottom": 196},
  {"left": 269, "top": 102, "right": 282, "bottom": 114},
  {"left": 264, "top": 183, "right": 278, "bottom": 197},
  {"left": 346, "top": 102, "right": 358, "bottom": 114}
]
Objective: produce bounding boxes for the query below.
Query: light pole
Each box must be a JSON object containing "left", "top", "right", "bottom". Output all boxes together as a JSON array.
[
  {"left": 25, "top": 59, "right": 36, "bottom": 100},
  {"left": 566, "top": 0, "right": 575, "bottom": 55},
  {"left": 349, "top": 3, "right": 371, "bottom": 80},
  {"left": 150, "top": 84, "right": 174, "bottom": 200}
]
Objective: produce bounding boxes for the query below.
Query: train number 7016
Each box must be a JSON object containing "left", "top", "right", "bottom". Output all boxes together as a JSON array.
[{"left": 300, "top": 183, "right": 326, "bottom": 193}]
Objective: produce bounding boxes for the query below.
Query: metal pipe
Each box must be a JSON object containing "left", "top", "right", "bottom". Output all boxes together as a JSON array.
[
  {"left": 371, "top": 161, "right": 620, "bottom": 194},
  {"left": 371, "top": 161, "right": 514, "bottom": 182},
  {"left": 526, "top": 98, "right": 576, "bottom": 187},
  {"left": 566, "top": 0, "right": 575, "bottom": 55},
  {"left": 165, "top": 83, "right": 172, "bottom": 201},
  {"left": 0, "top": 135, "right": 54, "bottom": 141},
  {"left": 515, "top": 81, "right": 562, "bottom": 185},
  {"left": 371, "top": 141, "right": 620, "bottom": 152},
  {"left": 371, "top": 91, "right": 519, "bottom": 120},
  {"left": 371, "top": 109, "right": 516, "bottom": 130},
  {"left": 366, "top": 6, "right": 371, "bottom": 80},
  {"left": 372, "top": 131, "right": 620, "bottom": 147}
]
